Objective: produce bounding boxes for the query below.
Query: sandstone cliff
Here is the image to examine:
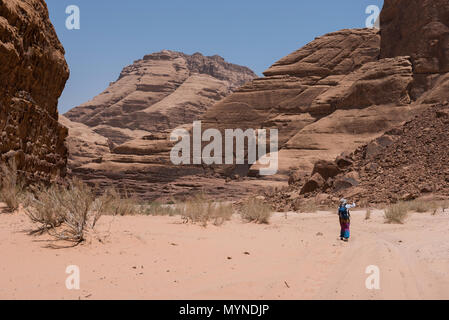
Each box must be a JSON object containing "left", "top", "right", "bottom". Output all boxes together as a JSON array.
[
  {"left": 0, "top": 0, "right": 69, "bottom": 181},
  {"left": 266, "top": 0, "right": 449, "bottom": 208},
  {"left": 63, "top": 51, "right": 258, "bottom": 200},
  {"left": 65, "top": 50, "right": 256, "bottom": 144},
  {"left": 65, "top": 0, "right": 449, "bottom": 202},
  {"left": 202, "top": 28, "right": 418, "bottom": 179}
]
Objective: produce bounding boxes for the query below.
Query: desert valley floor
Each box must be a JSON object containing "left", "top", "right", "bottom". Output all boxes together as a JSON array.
[{"left": 1, "top": 206, "right": 449, "bottom": 300}]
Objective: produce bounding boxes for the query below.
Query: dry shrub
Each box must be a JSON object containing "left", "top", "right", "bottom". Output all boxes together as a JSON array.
[
  {"left": 384, "top": 202, "right": 409, "bottom": 224},
  {"left": 365, "top": 208, "right": 372, "bottom": 220},
  {"left": 0, "top": 160, "right": 23, "bottom": 211},
  {"left": 94, "top": 187, "right": 141, "bottom": 216},
  {"left": 240, "top": 197, "right": 272, "bottom": 224},
  {"left": 23, "top": 179, "right": 97, "bottom": 244},
  {"left": 182, "top": 194, "right": 234, "bottom": 227},
  {"left": 407, "top": 200, "right": 437, "bottom": 213},
  {"left": 144, "top": 202, "right": 182, "bottom": 217},
  {"left": 442, "top": 200, "right": 449, "bottom": 213},
  {"left": 210, "top": 202, "right": 234, "bottom": 226},
  {"left": 300, "top": 201, "right": 318, "bottom": 213}
]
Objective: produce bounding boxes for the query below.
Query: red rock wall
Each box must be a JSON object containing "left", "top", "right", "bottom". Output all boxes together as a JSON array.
[{"left": 0, "top": 0, "right": 69, "bottom": 181}]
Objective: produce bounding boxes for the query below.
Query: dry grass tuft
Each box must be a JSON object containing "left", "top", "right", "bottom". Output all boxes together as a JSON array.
[
  {"left": 94, "top": 187, "right": 141, "bottom": 216},
  {"left": 143, "top": 202, "right": 182, "bottom": 217},
  {"left": 181, "top": 194, "right": 234, "bottom": 227},
  {"left": 23, "top": 179, "right": 97, "bottom": 244},
  {"left": 407, "top": 200, "right": 437, "bottom": 213},
  {"left": 384, "top": 202, "right": 409, "bottom": 224},
  {"left": 240, "top": 197, "right": 272, "bottom": 224},
  {"left": 0, "top": 160, "right": 23, "bottom": 211},
  {"left": 365, "top": 208, "right": 372, "bottom": 220}
]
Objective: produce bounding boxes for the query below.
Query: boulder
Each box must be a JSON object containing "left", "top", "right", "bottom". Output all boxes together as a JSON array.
[
  {"left": 311, "top": 160, "right": 341, "bottom": 180},
  {"left": 300, "top": 173, "right": 325, "bottom": 195}
]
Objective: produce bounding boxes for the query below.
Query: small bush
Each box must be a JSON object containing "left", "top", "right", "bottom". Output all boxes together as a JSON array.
[
  {"left": 407, "top": 200, "right": 429, "bottom": 213},
  {"left": 365, "top": 208, "right": 371, "bottom": 220},
  {"left": 384, "top": 202, "right": 409, "bottom": 224},
  {"left": 143, "top": 202, "right": 181, "bottom": 217},
  {"left": 240, "top": 197, "right": 272, "bottom": 224},
  {"left": 181, "top": 194, "right": 234, "bottom": 227},
  {"left": 23, "top": 179, "right": 97, "bottom": 244},
  {"left": 95, "top": 187, "right": 141, "bottom": 216},
  {"left": 0, "top": 160, "right": 23, "bottom": 211},
  {"left": 210, "top": 202, "right": 234, "bottom": 226}
]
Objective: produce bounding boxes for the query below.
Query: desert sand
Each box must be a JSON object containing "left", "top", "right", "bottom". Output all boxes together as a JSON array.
[{"left": 1, "top": 204, "right": 448, "bottom": 300}]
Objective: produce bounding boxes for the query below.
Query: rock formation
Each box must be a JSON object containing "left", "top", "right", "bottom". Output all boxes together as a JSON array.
[
  {"left": 65, "top": 0, "right": 449, "bottom": 203},
  {"left": 63, "top": 51, "right": 258, "bottom": 200},
  {"left": 59, "top": 115, "right": 111, "bottom": 169},
  {"left": 0, "top": 0, "right": 69, "bottom": 181},
  {"left": 268, "top": 103, "right": 449, "bottom": 209},
  {"left": 65, "top": 50, "right": 256, "bottom": 144},
  {"left": 202, "top": 28, "right": 418, "bottom": 179},
  {"left": 265, "top": 0, "right": 449, "bottom": 208}
]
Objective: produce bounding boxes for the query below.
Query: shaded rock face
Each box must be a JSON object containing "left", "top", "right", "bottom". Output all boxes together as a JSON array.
[
  {"left": 0, "top": 0, "right": 69, "bottom": 181},
  {"left": 381, "top": 0, "right": 449, "bottom": 74},
  {"left": 381, "top": 0, "right": 449, "bottom": 102},
  {"left": 59, "top": 116, "right": 111, "bottom": 169},
  {"left": 65, "top": 50, "right": 256, "bottom": 145}
]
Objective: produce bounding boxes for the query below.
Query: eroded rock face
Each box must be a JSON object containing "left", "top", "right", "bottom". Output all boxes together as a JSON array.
[
  {"left": 381, "top": 0, "right": 449, "bottom": 74},
  {"left": 59, "top": 116, "right": 111, "bottom": 169},
  {"left": 0, "top": 0, "right": 69, "bottom": 181},
  {"left": 202, "top": 29, "right": 420, "bottom": 179}
]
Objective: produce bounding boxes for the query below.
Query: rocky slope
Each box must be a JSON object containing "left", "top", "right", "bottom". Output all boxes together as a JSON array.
[
  {"left": 264, "top": 0, "right": 449, "bottom": 208},
  {"left": 0, "top": 0, "right": 69, "bottom": 181},
  {"left": 267, "top": 103, "right": 449, "bottom": 209}
]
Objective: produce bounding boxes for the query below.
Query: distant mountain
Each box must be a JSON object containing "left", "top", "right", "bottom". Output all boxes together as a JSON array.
[
  {"left": 65, "top": 50, "right": 257, "bottom": 145},
  {"left": 62, "top": 50, "right": 258, "bottom": 200}
]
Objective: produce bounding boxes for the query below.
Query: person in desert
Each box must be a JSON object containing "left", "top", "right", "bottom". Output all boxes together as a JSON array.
[{"left": 338, "top": 198, "right": 356, "bottom": 242}]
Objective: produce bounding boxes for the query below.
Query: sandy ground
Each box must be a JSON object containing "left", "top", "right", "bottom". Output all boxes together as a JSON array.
[{"left": 1, "top": 204, "right": 449, "bottom": 300}]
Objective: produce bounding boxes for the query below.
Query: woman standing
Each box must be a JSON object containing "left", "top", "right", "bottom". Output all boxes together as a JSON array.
[{"left": 338, "top": 199, "right": 356, "bottom": 242}]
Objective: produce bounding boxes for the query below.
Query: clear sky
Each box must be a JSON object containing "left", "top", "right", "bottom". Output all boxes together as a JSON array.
[{"left": 46, "top": 0, "right": 384, "bottom": 114}]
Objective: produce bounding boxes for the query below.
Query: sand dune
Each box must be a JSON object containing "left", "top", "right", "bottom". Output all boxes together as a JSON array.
[{"left": 1, "top": 205, "right": 449, "bottom": 300}]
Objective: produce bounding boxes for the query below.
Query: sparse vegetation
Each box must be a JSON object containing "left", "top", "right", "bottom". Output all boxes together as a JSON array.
[
  {"left": 23, "top": 178, "right": 96, "bottom": 244},
  {"left": 0, "top": 160, "right": 23, "bottom": 211},
  {"left": 143, "top": 202, "right": 182, "bottom": 217},
  {"left": 407, "top": 200, "right": 432, "bottom": 213},
  {"left": 365, "top": 208, "right": 371, "bottom": 220},
  {"left": 384, "top": 202, "right": 409, "bottom": 224},
  {"left": 181, "top": 194, "right": 234, "bottom": 227},
  {"left": 240, "top": 197, "right": 272, "bottom": 224},
  {"left": 95, "top": 187, "right": 141, "bottom": 216}
]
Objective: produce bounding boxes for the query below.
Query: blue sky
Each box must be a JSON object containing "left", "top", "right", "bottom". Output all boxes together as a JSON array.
[{"left": 46, "top": 0, "right": 384, "bottom": 114}]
